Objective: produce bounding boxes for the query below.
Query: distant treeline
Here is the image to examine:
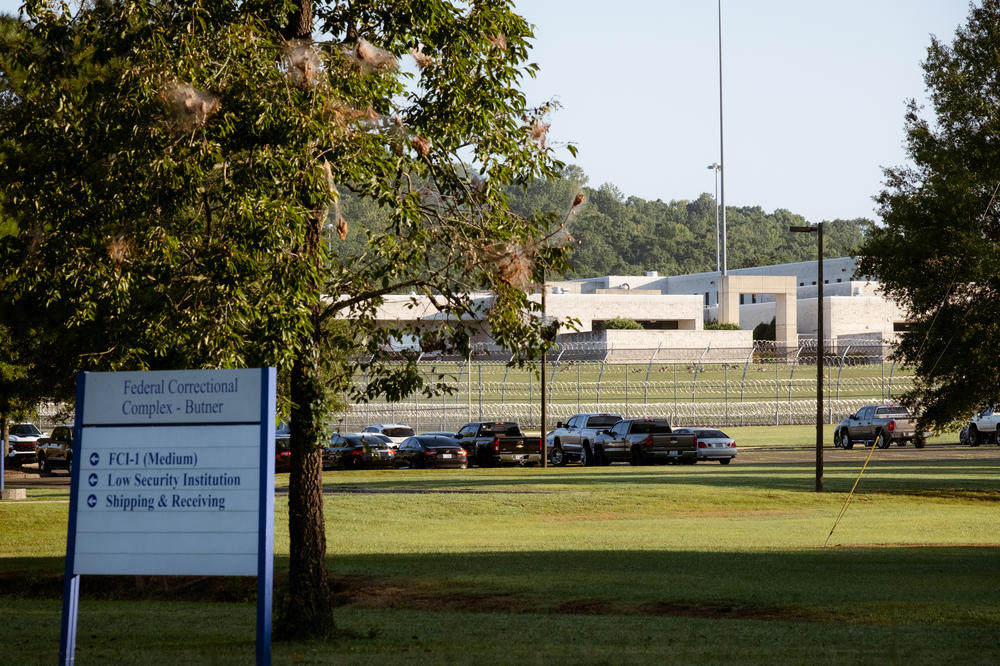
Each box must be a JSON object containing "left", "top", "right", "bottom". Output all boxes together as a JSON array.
[{"left": 334, "top": 165, "right": 868, "bottom": 281}]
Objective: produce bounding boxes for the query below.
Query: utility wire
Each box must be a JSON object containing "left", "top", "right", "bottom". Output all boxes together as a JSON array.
[{"left": 824, "top": 431, "right": 883, "bottom": 547}]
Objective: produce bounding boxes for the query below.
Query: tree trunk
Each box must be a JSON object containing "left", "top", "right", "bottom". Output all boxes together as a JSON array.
[
  {"left": 273, "top": 0, "right": 335, "bottom": 639},
  {"left": 277, "top": 343, "right": 335, "bottom": 638}
]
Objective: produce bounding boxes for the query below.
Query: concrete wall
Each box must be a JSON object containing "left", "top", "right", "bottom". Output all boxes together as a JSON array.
[
  {"left": 708, "top": 290, "right": 908, "bottom": 342},
  {"left": 541, "top": 292, "right": 702, "bottom": 333},
  {"left": 558, "top": 328, "right": 754, "bottom": 363}
]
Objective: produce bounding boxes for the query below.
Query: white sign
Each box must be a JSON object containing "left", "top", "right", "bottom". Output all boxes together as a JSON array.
[
  {"left": 73, "top": 425, "right": 262, "bottom": 575},
  {"left": 68, "top": 369, "right": 273, "bottom": 576},
  {"left": 62, "top": 367, "right": 275, "bottom": 665},
  {"left": 81, "top": 369, "right": 261, "bottom": 425}
]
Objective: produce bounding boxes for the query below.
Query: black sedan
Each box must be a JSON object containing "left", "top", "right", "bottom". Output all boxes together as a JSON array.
[
  {"left": 394, "top": 435, "right": 468, "bottom": 469},
  {"left": 326, "top": 434, "right": 396, "bottom": 470}
]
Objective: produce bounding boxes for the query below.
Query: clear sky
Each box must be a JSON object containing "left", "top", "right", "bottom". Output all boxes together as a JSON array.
[
  {"left": 0, "top": 1, "right": 974, "bottom": 223},
  {"left": 514, "top": 1, "right": 972, "bottom": 223}
]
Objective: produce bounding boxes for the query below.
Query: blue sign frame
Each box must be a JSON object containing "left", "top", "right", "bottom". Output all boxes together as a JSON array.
[{"left": 59, "top": 368, "right": 275, "bottom": 666}]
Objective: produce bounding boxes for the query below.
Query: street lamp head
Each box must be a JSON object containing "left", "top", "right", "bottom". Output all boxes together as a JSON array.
[{"left": 707, "top": 163, "right": 720, "bottom": 171}]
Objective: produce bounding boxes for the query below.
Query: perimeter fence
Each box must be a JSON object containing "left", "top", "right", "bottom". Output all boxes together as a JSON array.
[{"left": 340, "top": 339, "right": 915, "bottom": 433}]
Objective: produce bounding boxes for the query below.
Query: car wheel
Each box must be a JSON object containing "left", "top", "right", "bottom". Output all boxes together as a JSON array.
[
  {"left": 578, "top": 445, "right": 589, "bottom": 467},
  {"left": 719, "top": 457, "right": 731, "bottom": 465},
  {"left": 549, "top": 446, "right": 566, "bottom": 467},
  {"left": 971, "top": 426, "right": 982, "bottom": 447},
  {"left": 877, "top": 430, "right": 890, "bottom": 448},
  {"left": 37, "top": 455, "right": 48, "bottom": 475},
  {"left": 67, "top": 454, "right": 72, "bottom": 474},
  {"left": 914, "top": 437, "right": 925, "bottom": 449},
  {"left": 843, "top": 433, "right": 854, "bottom": 450},
  {"left": 834, "top": 430, "right": 844, "bottom": 448},
  {"left": 629, "top": 447, "right": 644, "bottom": 466}
]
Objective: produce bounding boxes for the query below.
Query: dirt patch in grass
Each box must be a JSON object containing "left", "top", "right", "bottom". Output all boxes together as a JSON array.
[{"left": 332, "top": 574, "right": 822, "bottom": 623}]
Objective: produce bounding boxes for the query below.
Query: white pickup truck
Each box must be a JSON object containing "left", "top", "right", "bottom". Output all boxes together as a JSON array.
[
  {"left": 961, "top": 406, "right": 1000, "bottom": 446},
  {"left": 545, "top": 412, "right": 623, "bottom": 466}
]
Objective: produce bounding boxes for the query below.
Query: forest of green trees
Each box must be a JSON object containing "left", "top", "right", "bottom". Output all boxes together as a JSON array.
[{"left": 334, "top": 165, "right": 868, "bottom": 281}]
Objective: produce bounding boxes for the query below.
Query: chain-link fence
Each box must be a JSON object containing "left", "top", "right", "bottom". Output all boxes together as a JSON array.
[{"left": 338, "top": 339, "right": 913, "bottom": 432}]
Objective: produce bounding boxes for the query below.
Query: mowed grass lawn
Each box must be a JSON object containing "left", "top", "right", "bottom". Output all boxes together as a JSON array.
[{"left": 1, "top": 444, "right": 998, "bottom": 664}]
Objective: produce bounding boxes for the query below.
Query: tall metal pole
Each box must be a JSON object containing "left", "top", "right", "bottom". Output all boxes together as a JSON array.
[
  {"left": 540, "top": 272, "right": 547, "bottom": 468},
  {"left": 717, "top": 0, "right": 727, "bottom": 275},
  {"left": 789, "top": 223, "right": 824, "bottom": 492},
  {"left": 707, "top": 163, "right": 720, "bottom": 272},
  {"left": 816, "top": 223, "right": 824, "bottom": 492}
]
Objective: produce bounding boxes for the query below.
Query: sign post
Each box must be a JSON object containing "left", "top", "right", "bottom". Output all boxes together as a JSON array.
[{"left": 59, "top": 368, "right": 275, "bottom": 665}]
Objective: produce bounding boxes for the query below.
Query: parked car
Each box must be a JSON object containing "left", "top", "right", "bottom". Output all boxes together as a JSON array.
[
  {"left": 394, "top": 435, "right": 468, "bottom": 469},
  {"left": 453, "top": 421, "right": 542, "bottom": 467},
  {"left": 327, "top": 434, "right": 396, "bottom": 469},
  {"left": 6, "top": 423, "right": 45, "bottom": 468},
  {"left": 361, "top": 423, "right": 415, "bottom": 447},
  {"left": 961, "top": 406, "right": 1000, "bottom": 446},
  {"left": 275, "top": 436, "right": 292, "bottom": 473},
  {"left": 545, "top": 412, "right": 623, "bottom": 466},
  {"left": 673, "top": 427, "right": 736, "bottom": 465},
  {"left": 833, "top": 404, "right": 930, "bottom": 449},
  {"left": 592, "top": 418, "right": 698, "bottom": 465},
  {"left": 36, "top": 425, "right": 74, "bottom": 474}
]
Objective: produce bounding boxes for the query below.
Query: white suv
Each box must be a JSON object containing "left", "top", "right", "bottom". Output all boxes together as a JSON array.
[{"left": 361, "top": 424, "right": 415, "bottom": 447}]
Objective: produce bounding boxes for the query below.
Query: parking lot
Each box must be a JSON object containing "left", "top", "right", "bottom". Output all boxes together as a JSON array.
[{"left": 4, "top": 439, "right": 997, "bottom": 491}]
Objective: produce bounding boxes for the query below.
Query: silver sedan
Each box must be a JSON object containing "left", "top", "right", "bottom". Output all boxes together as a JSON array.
[{"left": 673, "top": 427, "right": 737, "bottom": 465}]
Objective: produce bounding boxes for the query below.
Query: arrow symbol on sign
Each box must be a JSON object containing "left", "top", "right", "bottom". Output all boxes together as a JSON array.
[
  {"left": 88, "top": 473, "right": 98, "bottom": 487},
  {"left": 89, "top": 452, "right": 99, "bottom": 466},
  {"left": 86, "top": 495, "right": 97, "bottom": 508}
]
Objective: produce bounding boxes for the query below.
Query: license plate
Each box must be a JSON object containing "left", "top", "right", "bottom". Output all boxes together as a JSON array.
[
  {"left": 442, "top": 454, "right": 452, "bottom": 459},
  {"left": 669, "top": 450, "right": 678, "bottom": 456}
]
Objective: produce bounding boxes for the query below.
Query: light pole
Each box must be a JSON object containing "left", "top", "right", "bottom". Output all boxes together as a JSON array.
[
  {"left": 716, "top": 0, "right": 727, "bottom": 275},
  {"left": 707, "top": 163, "right": 720, "bottom": 272},
  {"left": 789, "top": 223, "right": 824, "bottom": 492},
  {"left": 540, "top": 272, "right": 547, "bottom": 468}
]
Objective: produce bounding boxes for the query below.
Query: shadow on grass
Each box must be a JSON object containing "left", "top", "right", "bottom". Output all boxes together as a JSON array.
[{"left": 4, "top": 547, "right": 999, "bottom": 625}]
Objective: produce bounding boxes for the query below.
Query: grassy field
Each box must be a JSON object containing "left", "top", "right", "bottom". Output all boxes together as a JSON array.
[{"left": 1, "top": 445, "right": 997, "bottom": 664}]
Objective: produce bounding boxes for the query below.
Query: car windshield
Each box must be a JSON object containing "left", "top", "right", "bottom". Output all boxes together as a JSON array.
[
  {"left": 382, "top": 427, "right": 414, "bottom": 438},
  {"left": 630, "top": 421, "right": 671, "bottom": 434},
  {"left": 586, "top": 415, "right": 621, "bottom": 428},
  {"left": 10, "top": 424, "right": 42, "bottom": 437},
  {"left": 876, "top": 407, "right": 910, "bottom": 418}
]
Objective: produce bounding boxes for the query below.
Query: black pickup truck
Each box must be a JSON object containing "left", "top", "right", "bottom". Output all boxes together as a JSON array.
[
  {"left": 592, "top": 418, "right": 698, "bottom": 465},
  {"left": 453, "top": 421, "right": 542, "bottom": 467}
]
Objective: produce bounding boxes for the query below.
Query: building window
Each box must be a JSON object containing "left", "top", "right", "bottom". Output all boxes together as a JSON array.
[
  {"left": 836, "top": 278, "right": 842, "bottom": 283},
  {"left": 893, "top": 321, "right": 913, "bottom": 332},
  {"left": 751, "top": 294, "right": 757, "bottom": 304},
  {"left": 812, "top": 281, "right": 816, "bottom": 285}
]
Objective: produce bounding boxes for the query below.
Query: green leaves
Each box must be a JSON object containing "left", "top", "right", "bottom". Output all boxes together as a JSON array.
[{"left": 857, "top": 0, "right": 1000, "bottom": 428}]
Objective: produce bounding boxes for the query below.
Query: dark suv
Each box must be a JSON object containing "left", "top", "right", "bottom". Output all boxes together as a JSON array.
[{"left": 36, "top": 425, "right": 74, "bottom": 474}]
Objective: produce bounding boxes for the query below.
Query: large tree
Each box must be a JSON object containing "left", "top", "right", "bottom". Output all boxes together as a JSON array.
[
  {"left": 0, "top": 0, "right": 571, "bottom": 637},
  {"left": 857, "top": 0, "right": 1000, "bottom": 428}
]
